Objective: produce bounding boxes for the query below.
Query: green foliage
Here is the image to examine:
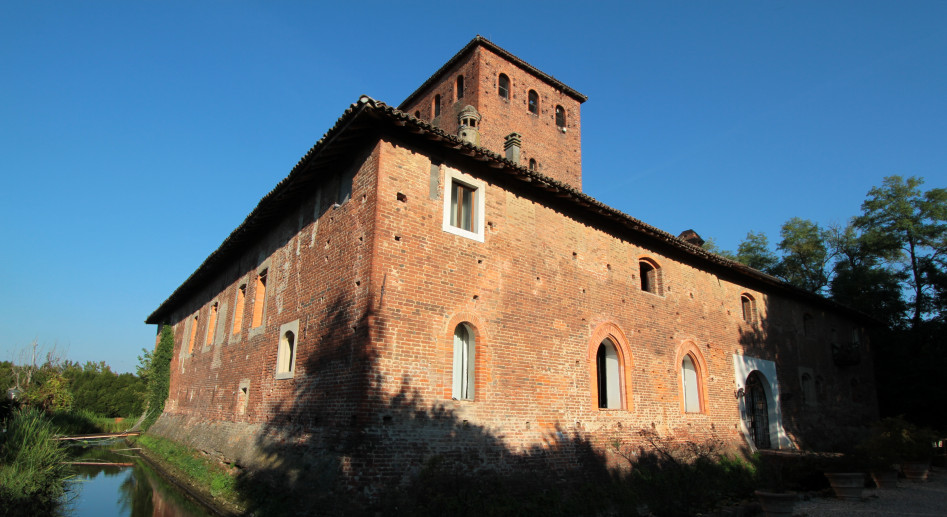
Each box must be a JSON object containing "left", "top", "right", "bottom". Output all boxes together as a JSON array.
[
  {"left": 829, "top": 223, "right": 907, "bottom": 328},
  {"left": 63, "top": 362, "right": 146, "bottom": 417},
  {"left": 0, "top": 408, "right": 72, "bottom": 516},
  {"left": 775, "top": 217, "right": 833, "bottom": 293},
  {"left": 615, "top": 432, "right": 756, "bottom": 516},
  {"left": 859, "top": 416, "right": 938, "bottom": 463},
  {"left": 737, "top": 231, "right": 780, "bottom": 274},
  {"left": 701, "top": 237, "right": 737, "bottom": 260},
  {"left": 23, "top": 370, "right": 73, "bottom": 412},
  {"left": 46, "top": 408, "right": 101, "bottom": 435},
  {"left": 141, "top": 324, "right": 175, "bottom": 430},
  {"left": 854, "top": 175, "right": 947, "bottom": 326}
]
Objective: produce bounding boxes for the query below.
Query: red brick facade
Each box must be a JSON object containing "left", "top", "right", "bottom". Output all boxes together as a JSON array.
[{"left": 147, "top": 37, "right": 877, "bottom": 490}]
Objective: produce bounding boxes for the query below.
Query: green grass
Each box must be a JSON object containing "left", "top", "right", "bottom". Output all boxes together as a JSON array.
[
  {"left": 135, "top": 434, "right": 239, "bottom": 502},
  {"left": 0, "top": 408, "right": 73, "bottom": 516}
]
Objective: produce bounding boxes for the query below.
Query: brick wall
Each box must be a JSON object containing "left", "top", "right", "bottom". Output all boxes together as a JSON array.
[{"left": 152, "top": 133, "right": 876, "bottom": 491}]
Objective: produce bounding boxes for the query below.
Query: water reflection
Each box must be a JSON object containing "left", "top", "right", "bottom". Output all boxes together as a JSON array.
[{"left": 65, "top": 443, "right": 213, "bottom": 517}]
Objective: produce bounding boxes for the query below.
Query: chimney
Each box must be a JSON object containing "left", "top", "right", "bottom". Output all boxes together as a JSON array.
[
  {"left": 678, "top": 229, "right": 705, "bottom": 247},
  {"left": 457, "top": 105, "right": 481, "bottom": 145},
  {"left": 504, "top": 133, "right": 522, "bottom": 164}
]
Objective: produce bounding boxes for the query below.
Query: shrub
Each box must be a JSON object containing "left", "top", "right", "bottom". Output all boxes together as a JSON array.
[
  {"left": 0, "top": 408, "right": 72, "bottom": 516},
  {"left": 615, "top": 430, "right": 756, "bottom": 516}
]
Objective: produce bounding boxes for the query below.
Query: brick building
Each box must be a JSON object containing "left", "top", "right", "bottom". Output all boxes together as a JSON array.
[{"left": 145, "top": 36, "right": 877, "bottom": 489}]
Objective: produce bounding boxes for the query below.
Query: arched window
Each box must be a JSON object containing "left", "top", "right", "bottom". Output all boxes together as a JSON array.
[
  {"left": 456, "top": 75, "right": 464, "bottom": 99},
  {"left": 555, "top": 105, "right": 566, "bottom": 127},
  {"left": 596, "top": 339, "right": 621, "bottom": 409},
  {"left": 639, "top": 258, "right": 662, "bottom": 295},
  {"left": 498, "top": 73, "right": 510, "bottom": 99},
  {"left": 433, "top": 94, "right": 441, "bottom": 117},
  {"left": 278, "top": 330, "right": 295, "bottom": 375},
  {"left": 741, "top": 294, "right": 756, "bottom": 323},
  {"left": 528, "top": 158, "right": 537, "bottom": 171},
  {"left": 452, "top": 323, "right": 475, "bottom": 400},
  {"left": 414, "top": 110, "right": 420, "bottom": 119},
  {"left": 527, "top": 90, "right": 539, "bottom": 114},
  {"left": 745, "top": 371, "right": 770, "bottom": 448},
  {"left": 682, "top": 354, "right": 701, "bottom": 413}
]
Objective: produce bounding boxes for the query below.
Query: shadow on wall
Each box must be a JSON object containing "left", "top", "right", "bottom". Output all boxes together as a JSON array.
[
  {"left": 231, "top": 295, "right": 621, "bottom": 515},
  {"left": 736, "top": 294, "right": 877, "bottom": 453},
  {"left": 224, "top": 293, "right": 761, "bottom": 516}
]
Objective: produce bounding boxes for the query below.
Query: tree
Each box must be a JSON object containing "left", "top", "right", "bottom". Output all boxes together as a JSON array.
[
  {"left": 828, "top": 222, "right": 907, "bottom": 328},
  {"left": 701, "top": 238, "right": 737, "bottom": 260},
  {"left": 774, "top": 218, "right": 833, "bottom": 294},
  {"left": 854, "top": 176, "right": 947, "bottom": 327},
  {"left": 736, "top": 231, "right": 779, "bottom": 274}
]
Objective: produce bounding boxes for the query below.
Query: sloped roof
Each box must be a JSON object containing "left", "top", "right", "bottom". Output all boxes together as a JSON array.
[
  {"left": 146, "top": 96, "right": 876, "bottom": 325},
  {"left": 399, "top": 35, "right": 588, "bottom": 110}
]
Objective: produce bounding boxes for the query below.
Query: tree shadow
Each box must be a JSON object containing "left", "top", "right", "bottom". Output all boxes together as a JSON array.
[
  {"left": 229, "top": 295, "right": 619, "bottom": 515},
  {"left": 736, "top": 293, "right": 878, "bottom": 452}
]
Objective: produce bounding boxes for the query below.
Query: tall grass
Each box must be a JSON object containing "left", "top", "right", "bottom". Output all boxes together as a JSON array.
[{"left": 0, "top": 408, "right": 73, "bottom": 516}]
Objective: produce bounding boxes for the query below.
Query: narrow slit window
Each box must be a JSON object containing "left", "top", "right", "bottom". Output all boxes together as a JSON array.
[
  {"left": 232, "top": 284, "right": 246, "bottom": 335},
  {"left": 498, "top": 74, "right": 510, "bottom": 99},
  {"left": 528, "top": 90, "right": 539, "bottom": 114},
  {"left": 187, "top": 314, "right": 199, "bottom": 354},
  {"left": 433, "top": 94, "right": 441, "bottom": 117},
  {"left": 205, "top": 302, "right": 218, "bottom": 346},
  {"left": 456, "top": 75, "right": 464, "bottom": 99},
  {"left": 528, "top": 158, "right": 537, "bottom": 171},
  {"left": 452, "top": 324, "right": 475, "bottom": 400},
  {"left": 251, "top": 270, "right": 267, "bottom": 329}
]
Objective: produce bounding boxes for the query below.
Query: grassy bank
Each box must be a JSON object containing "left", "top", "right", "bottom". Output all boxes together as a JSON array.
[
  {"left": 0, "top": 408, "right": 73, "bottom": 516},
  {"left": 132, "top": 434, "right": 245, "bottom": 515}
]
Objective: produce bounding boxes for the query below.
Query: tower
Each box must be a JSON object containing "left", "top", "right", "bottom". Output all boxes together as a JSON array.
[{"left": 399, "top": 36, "right": 587, "bottom": 189}]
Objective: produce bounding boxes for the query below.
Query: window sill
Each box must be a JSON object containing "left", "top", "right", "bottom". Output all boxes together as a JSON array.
[{"left": 275, "top": 372, "right": 295, "bottom": 380}]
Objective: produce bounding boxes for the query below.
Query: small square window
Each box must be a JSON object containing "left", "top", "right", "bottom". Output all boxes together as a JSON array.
[{"left": 441, "top": 166, "right": 486, "bottom": 242}]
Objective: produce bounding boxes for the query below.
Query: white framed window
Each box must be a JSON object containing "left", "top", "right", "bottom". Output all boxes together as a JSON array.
[
  {"left": 452, "top": 323, "right": 476, "bottom": 400},
  {"left": 441, "top": 166, "right": 485, "bottom": 242},
  {"left": 276, "top": 319, "right": 299, "bottom": 379}
]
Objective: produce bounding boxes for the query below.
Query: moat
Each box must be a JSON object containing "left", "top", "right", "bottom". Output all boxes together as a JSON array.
[{"left": 64, "top": 441, "right": 213, "bottom": 517}]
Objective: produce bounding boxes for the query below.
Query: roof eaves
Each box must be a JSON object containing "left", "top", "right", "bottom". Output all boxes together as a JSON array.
[{"left": 145, "top": 97, "right": 378, "bottom": 324}]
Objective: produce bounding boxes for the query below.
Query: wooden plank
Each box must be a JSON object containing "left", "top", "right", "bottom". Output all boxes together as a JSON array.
[{"left": 53, "top": 432, "right": 140, "bottom": 441}]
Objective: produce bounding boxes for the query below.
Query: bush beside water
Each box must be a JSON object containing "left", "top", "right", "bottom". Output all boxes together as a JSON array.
[{"left": 0, "top": 408, "right": 72, "bottom": 516}]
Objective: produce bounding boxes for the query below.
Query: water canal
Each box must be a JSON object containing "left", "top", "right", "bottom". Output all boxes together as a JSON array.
[{"left": 63, "top": 440, "right": 214, "bottom": 517}]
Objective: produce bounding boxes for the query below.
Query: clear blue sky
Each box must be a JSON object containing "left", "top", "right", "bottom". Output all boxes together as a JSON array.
[{"left": 1, "top": 1, "right": 944, "bottom": 373}]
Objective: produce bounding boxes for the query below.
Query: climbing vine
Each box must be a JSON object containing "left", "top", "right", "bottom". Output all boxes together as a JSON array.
[{"left": 140, "top": 324, "right": 174, "bottom": 430}]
